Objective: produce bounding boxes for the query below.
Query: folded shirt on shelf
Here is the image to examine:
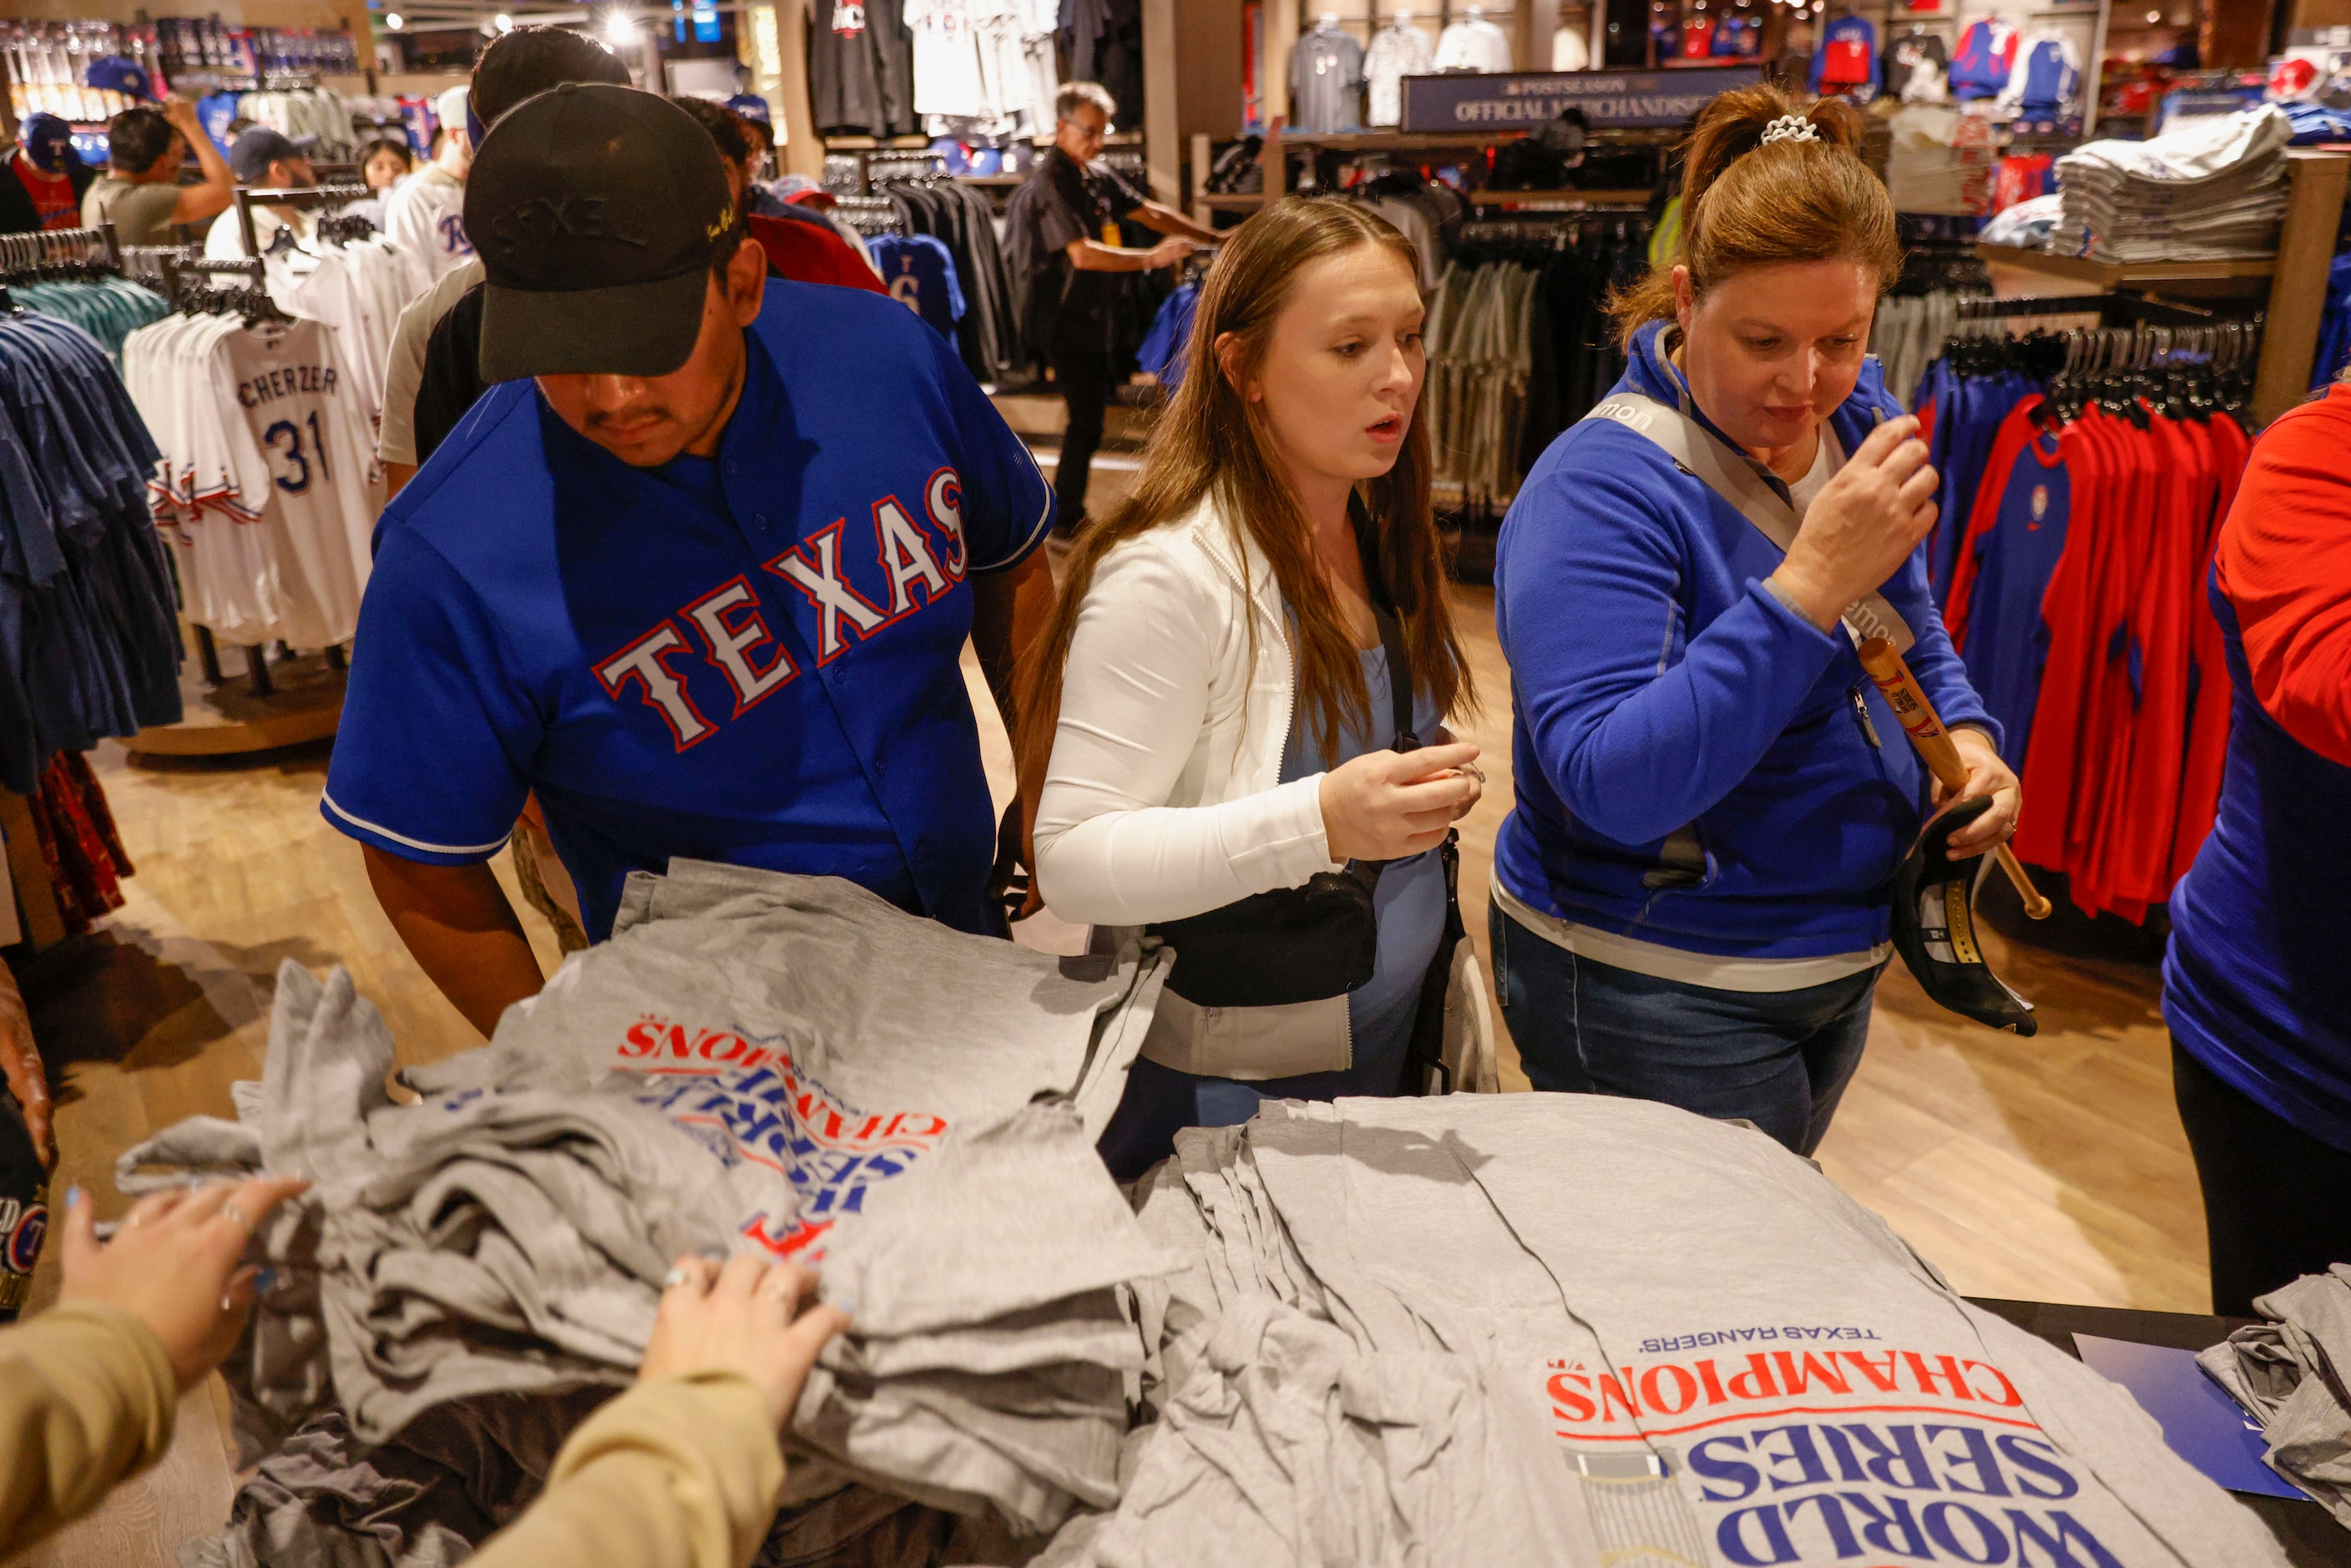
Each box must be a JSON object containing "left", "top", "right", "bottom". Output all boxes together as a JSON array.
[{"left": 2052, "top": 105, "right": 2293, "bottom": 261}]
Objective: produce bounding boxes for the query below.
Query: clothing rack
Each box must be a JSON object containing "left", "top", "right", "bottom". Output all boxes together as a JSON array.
[
  {"left": 233, "top": 181, "right": 371, "bottom": 260},
  {"left": 827, "top": 150, "right": 948, "bottom": 198},
  {"left": 0, "top": 223, "right": 121, "bottom": 279},
  {"left": 1952, "top": 291, "right": 2238, "bottom": 330},
  {"left": 121, "top": 243, "right": 194, "bottom": 289},
  {"left": 830, "top": 195, "right": 906, "bottom": 237}
]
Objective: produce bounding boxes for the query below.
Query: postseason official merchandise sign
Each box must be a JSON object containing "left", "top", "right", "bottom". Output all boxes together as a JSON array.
[{"left": 1400, "top": 65, "right": 1761, "bottom": 133}]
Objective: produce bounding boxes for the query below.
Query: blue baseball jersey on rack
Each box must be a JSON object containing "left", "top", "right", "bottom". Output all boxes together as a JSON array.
[
  {"left": 321, "top": 281, "right": 1052, "bottom": 942},
  {"left": 867, "top": 231, "right": 967, "bottom": 340},
  {"left": 1951, "top": 18, "right": 2019, "bottom": 99}
]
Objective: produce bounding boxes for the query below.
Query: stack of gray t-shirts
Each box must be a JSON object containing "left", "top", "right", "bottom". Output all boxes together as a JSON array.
[
  {"left": 1043, "top": 1095, "right": 2292, "bottom": 1567},
  {"left": 2051, "top": 105, "right": 2292, "bottom": 264},
  {"left": 2198, "top": 1266, "right": 2351, "bottom": 1526},
  {"left": 119, "top": 863, "right": 1178, "bottom": 1565}
]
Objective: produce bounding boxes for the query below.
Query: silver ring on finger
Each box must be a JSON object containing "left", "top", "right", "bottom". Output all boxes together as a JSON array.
[
  {"left": 663, "top": 1267, "right": 692, "bottom": 1289},
  {"left": 221, "top": 1201, "right": 251, "bottom": 1233}
]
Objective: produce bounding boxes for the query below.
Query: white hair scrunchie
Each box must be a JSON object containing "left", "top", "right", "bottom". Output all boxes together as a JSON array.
[{"left": 1760, "top": 114, "right": 1819, "bottom": 146}]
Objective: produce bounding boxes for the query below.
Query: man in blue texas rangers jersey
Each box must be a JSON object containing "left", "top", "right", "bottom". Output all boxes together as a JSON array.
[{"left": 321, "top": 85, "right": 1054, "bottom": 1036}]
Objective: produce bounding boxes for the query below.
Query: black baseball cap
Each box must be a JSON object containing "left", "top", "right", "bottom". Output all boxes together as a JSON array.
[
  {"left": 230, "top": 127, "right": 316, "bottom": 183},
  {"left": 467, "top": 83, "right": 741, "bottom": 382}
]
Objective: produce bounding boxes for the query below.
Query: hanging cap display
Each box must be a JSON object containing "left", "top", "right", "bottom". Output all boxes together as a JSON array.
[
  {"left": 467, "top": 84, "right": 740, "bottom": 382},
  {"left": 84, "top": 56, "right": 155, "bottom": 104}
]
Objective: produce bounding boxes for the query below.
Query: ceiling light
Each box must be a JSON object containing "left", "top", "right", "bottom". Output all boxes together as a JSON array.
[
  {"left": 384, "top": 12, "right": 404, "bottom": 27},
  {"left": 604, "top": 9, "right": 637, "bottom": 43},
  {"left": 495, "top": 12, "right": 514, "bottom": 28}
]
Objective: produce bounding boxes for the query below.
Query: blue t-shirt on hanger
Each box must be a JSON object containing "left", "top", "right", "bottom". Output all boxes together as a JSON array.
[{"left": 867, "top": 232, "right": 966, "bottom": 341}]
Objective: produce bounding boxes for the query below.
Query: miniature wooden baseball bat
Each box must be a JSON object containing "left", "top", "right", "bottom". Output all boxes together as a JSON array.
[{"left": 1856, "top": 637, "right": 2054, "bottom": 921}]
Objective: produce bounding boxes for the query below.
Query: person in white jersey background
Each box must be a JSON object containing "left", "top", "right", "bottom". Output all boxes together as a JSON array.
[
  {"left": 384, "top": 85, "right": 476, "bottom": 285},
  {"left": 201, "top": 128, "right": 318, "bottom": 259}
]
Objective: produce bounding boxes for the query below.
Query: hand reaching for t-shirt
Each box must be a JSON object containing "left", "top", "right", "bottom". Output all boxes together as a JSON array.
[{"left": 641, "top": 1254, "right": 852, "bottom": 1429}]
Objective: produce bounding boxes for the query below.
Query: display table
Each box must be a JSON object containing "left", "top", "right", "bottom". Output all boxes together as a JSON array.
[{"left": 1970, "top": 1298, "right": 2350, "bottom": 1567}]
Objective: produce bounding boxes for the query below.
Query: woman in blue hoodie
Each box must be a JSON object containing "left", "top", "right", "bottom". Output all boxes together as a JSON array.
[{"left": 1489, "top": 84, "right": 2019, "bottom": 1154}]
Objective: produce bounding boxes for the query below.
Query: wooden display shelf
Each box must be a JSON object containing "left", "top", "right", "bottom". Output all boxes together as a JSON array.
[
  {"left": 1469, "top": 188, "right": 1652, "bottom": 205},
  {"left": 1272, "top": 129, "right": 1533, "bottom": 150},
  {"left": 1973, "top": 242, "right": 2277, "bottom": 290},
  {"left": 129, "top": 649, "right": 345, "bottom": 758}
]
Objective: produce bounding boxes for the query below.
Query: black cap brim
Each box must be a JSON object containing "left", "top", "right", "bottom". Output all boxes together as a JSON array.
[{"left": 478, "top": 266, "right": 710, "bottom": 383}]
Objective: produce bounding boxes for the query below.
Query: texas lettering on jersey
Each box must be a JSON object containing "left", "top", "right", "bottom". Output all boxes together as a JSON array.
[
  {"left": 1542, "top": 1329, "right": 2136, "bottom": 1566},
  {"left": 594, "top": 467, "right": 970, "bottom": 750},
  {"left": 609, "top": 1011, "right": 948, "bottom": 1263}
]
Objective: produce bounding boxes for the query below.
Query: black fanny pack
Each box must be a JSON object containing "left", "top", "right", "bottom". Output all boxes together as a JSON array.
[{"left": 1152, "top": 546, "right": 1418, "bottom": 1011}]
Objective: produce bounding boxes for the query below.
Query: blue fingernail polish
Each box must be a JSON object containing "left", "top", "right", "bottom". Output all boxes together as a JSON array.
[
  {"left": 255, "top": 1267, "right": 279, "bottom": 1293},
  {"left": 64, "top": 1185, "right": 80, "bottom": 1208}
]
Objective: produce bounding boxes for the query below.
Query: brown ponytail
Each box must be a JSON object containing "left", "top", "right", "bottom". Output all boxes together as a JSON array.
[{"left": 1608, "top": 83, "right": 1900, "bottom": 347}]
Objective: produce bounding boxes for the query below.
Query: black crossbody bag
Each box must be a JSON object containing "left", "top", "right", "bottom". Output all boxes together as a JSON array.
[{"left": 1150, "top": 525, "right": 1424, "bottom": 1011}]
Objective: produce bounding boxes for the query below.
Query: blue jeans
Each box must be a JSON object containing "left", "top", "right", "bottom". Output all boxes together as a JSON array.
[{"left": 1488, "top": 898, "right": 1880, "bottom": 1155}]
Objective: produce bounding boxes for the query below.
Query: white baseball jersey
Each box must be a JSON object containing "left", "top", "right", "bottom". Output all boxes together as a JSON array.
[
  {"left": 384, "top": 164, "right": 473, "bottom": 287},
  {"left": 123, "top": 311, "right": 382, "bottom": 648}
]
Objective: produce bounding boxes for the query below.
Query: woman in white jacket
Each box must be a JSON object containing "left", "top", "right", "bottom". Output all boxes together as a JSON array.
[{"left": 1016, "top": 197, "right": 1482, "bottom": 1178}]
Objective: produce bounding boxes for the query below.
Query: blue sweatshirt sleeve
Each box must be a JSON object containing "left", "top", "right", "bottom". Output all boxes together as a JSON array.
[{"left": 1497, "top": 453, "right": 1848, "bottom": 848}]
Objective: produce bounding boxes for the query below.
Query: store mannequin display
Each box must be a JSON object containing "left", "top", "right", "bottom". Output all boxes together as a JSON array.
[
  {"left": 81, "top": 99, "right": 235, "bottom": 249},
  {"left": 1368, "top": 11, "right": 1436, "bottom": 127},
  {"left": 0, "top": 113, "right": 93, "bottom": 234},
  {"left": 327, "top": 88, "right": 1057, "bottom": 1037},
  {"left": 1290, "top": 13, "right": 1367, "bottom": 134},
  {"left": 1434, "top": 5, "right": 1512, "bottom": 73},
  {"left": 2164, "top": 380, "right": 2351, "bottom": 1317},
  {"left": 1004, "top": 81, "right": 1216, "bottom": 534},
  {"left": 1019, "top": 198, "right": 1482, "bottom": 1179},
  {"left": 1489, "top": 88, "right": 2017, "bottom": 1155}
]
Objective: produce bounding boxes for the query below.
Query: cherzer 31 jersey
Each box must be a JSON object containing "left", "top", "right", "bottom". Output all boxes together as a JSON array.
[{"left": 124, "top": 311, "right": 382, "bottom": 649}]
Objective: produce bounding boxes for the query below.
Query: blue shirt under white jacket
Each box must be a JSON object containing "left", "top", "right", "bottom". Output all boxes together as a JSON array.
[{"left": 1492, "top": 321, "right": 1999, "bottom": 965}]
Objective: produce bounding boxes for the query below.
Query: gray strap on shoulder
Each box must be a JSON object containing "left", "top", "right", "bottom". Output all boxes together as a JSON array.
[{"left": 1584, "top": 391, "right": 1915, "bottom": 655}]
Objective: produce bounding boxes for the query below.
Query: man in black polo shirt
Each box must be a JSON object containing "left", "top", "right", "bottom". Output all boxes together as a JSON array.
[{"left": 1007, "top": 82, "right": 1216, "bottom": 534}]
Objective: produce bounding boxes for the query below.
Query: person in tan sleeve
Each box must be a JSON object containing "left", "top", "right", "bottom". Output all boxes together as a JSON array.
[{"left": 0, "top": 1181, "right": 849, "bottom": 1568}]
